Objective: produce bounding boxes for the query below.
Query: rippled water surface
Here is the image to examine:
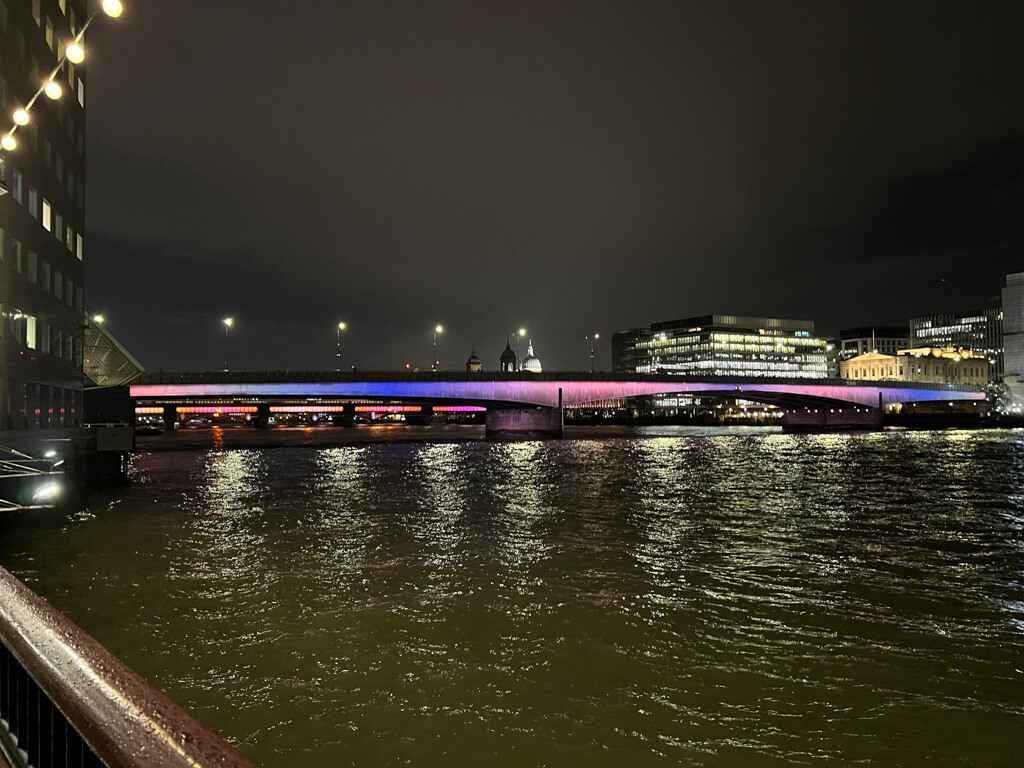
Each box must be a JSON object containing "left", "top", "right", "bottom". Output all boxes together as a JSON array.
[{"left": 3, "top": 426, "right": 1024, "bottom": 766}]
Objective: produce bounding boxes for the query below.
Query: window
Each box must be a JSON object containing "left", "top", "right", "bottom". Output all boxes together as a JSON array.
[
  {"left": 76, "top": 233, "right": 83, "bottom": 261},
  {"left": 77, "top": 78, "right": 84, "bottom": 107},
  {"left": 25, "top": 315, "right": 37, "bottom": 350},
  {"left": 65, "top": 277, "right": 73, "bottom": 307},
  {"left": 41, "top": 260, "right": 50, "bottom": 292},
  {"left": 42, "top": 199, "right": 51, "bottom": 231},
  {"left": 28, "top": 187, "right": 39, "bottom": 218},
  {"left": 12, "top": 169, "right": 22, "bottom": 203},
  {"left": 27, "top": 251, "right": 37, "bottom": 283},
  {"left": 55, "top": 211, "right": 63, "bottom": 242},
  {"left": 65, "top": 225, "right": 73, "bottom": 251},
  {"left": 11, "top": 239, "right": 21, "bottom": 273},
  {"left": 45, "top": 18, "right": 53, "bottom": 48},
  {"left": 54, "top": 268, "right": 62, "bottom": 300},
  {"left": 32, "top": 0, "right": 41, "bottom": 25}
]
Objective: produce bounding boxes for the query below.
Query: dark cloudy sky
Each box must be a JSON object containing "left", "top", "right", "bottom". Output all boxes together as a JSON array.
[{"left": 83, "top": 0, "right": 1024, "bottom": 373}]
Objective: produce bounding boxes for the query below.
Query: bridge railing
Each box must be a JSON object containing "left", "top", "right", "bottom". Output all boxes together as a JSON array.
[{"left": 0, "top": 566, "right": 254, "bottom": 768}]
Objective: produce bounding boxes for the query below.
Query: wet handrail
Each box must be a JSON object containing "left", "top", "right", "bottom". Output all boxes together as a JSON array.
[{"left": 0, "top": 567, "right": 254, "bottom": 768}]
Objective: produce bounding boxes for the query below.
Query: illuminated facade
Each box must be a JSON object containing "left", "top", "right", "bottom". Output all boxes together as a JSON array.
[
  {"left": 910, "top": 307, "right": 1002, "bottom": 381},
  {"left": 612, "top": 314, "right": 829, "bottom": 378},
  {"left": 839, "top": 347, "right": 989, "bottom": 386},
  {"left": 1, "top": 0, "right": 88, "bottom": 430},
  {"left": 1002, "top": 273, "right": 1024, "bottom": 406}
]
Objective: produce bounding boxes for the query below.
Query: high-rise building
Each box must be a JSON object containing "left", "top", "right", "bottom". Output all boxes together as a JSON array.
[
  {"left": 1002, "top": 272, "right": 1024, "bottom": 406},
  {"left": 1, "top": 0, "right": 89, "bottom": 431},
  {"left": 909, "top": 306, "right": 1003, "bottom": 381},
  {"left": 612, "top": 314, "right": 829, "bottom": 378}
]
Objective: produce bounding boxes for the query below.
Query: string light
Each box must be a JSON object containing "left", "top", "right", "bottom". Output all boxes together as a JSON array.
[{"left": 1, "top": 4, "right": 126, "bottom": 156}]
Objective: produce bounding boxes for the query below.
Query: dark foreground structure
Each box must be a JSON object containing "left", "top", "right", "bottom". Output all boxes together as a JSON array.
[{"left": 0, "top": 567, "right": 253, "bottom": 768}]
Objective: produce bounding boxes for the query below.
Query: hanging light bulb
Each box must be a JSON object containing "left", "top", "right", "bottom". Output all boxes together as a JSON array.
[
  {"left": 12, "top": 109, "right": 29, "bottom": 126},
  {"left": 102, "top": 0, "right": 124, "bottom": 17},
  {"left": 44, "top": 80, "right": 63, "bottom": 100},
  {"left": 65, "top": 42, "right": 85, "bottom": 64},
  {"left": 1, "top": 135, "right": 16, "bottom": 151}
]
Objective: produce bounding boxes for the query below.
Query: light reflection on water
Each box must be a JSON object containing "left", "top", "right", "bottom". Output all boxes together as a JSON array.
[{"left": 2, "top": 428, "right": 1024, "bottom": 766}]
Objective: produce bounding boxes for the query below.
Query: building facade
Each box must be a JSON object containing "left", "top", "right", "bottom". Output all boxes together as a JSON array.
[
  {"left": 837, "top": 326, "right": 910, "bottom": 358},
  {"left": 1002, "top": 272, "right": 1024, "bottom": 407},
  {"left": 1, "top": 0, "right": 89, "bottom": 430},
  {"left": 839, "top": 347, "right": 989, "bottom": 387},
  {"left": 612, "top": 314, "right": 829, "bottom": 378},
  {"left": 910, "top": 307, "right": 1002, "bottom": 381}
]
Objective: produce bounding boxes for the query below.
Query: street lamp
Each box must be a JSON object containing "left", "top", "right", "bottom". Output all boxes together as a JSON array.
[
  {"left": 336, "top": 321, "right": 347, "bottom": 369},
  {"left": 586, "top": 332, "right": 600, "bottom": 373},
  {"left": 432, "top": 325, "right": 444, "bottom": 371},
  {"left": 516, "top": 327, "right": 526, "bottom": 371},
  {"left": 223, "top": 317, "right": 233, "bottom": 371}
]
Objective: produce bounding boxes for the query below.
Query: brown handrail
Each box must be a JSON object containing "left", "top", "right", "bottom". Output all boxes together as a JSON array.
[{"left": 0, "top": 567, "right": 255, "bottom": 768}]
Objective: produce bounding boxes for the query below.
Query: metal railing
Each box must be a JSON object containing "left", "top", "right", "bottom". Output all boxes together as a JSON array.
[{"left": 0, "top": 567, "right": 255, "bottom": 768}]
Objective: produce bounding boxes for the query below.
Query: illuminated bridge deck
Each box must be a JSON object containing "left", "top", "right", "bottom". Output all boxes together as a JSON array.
[{"left": 130, "top": 371, "right": 987, "bottom": 410}]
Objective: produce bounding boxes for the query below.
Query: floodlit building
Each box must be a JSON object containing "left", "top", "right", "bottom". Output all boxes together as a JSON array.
[
  {"left": 839, "top": 347, "right": 989, "bottom": 387},
  {"left": 1002, "top": 272, "right": 1024, "bottom": 407},
  {"left": 1, "top": 0, "right": 90, "bottom": 430},
  {"left": 612, "top": 314, "right": 829, "bottom": 378},
  {"left": 910, "top": 306, "right": 1002, "bottom": 381},
  {"left": 520, "top": 340, "right": 542, "bottom": 373}
]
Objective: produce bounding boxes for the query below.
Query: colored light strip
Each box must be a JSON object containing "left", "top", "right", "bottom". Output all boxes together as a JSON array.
[
  {"left": 176, "top": 406, "right": 258, "bottom": 414},
  {"left": 354, "top": 405, "right": 422, "bottom": 413},
  {"left": 270, "top": 405, "right": 349, "bottom": 413},
  {"left": 433, "top": 405, "right": 486, "bottom": 412},
  {"left": 136, "top": 407, "right": 164, "bottom": 414}
]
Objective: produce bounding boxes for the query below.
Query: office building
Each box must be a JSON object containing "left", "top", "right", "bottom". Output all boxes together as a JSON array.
[
  {"left": 1003, "top": 273, "right": 1024, "bottom": 406},
  {"left": 1, "top": 0, "right": 89, "bottom": 430},
  {"left": 612, "top": 314, "right": 829, "bottom": 378},
  {"left": 910, "top": 306, "right": 1002, "bottom": 381},
  {"left": 837, "top": 326, "right": 910, "bottom": 358}
]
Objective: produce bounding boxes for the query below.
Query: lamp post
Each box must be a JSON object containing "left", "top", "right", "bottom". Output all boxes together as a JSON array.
[
  {"left": 336, "top": 321, "right": 347, "bottom": 369},
  {"left": 223, "top": 317, "right": 233, "bottom": 371},
  {"left": 516, "top": 327, "right": 526, "bottom": 371},
  {"left": 432, "top": 325, "right": 444, "bottom": 371},
  {"left": 586, "top": 332, "right": 600, "bottom": 373}
]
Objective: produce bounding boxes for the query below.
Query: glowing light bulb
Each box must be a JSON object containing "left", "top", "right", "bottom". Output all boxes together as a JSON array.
[
  {"left": 12, "top": 109, "right": 29, "bottom": 126},
  {"left": 44, "top": 80, "right": 63, "bottom": 100},
  {"left": 102, "top": 0, "right": 124, "bottom": 17},
  {"left": 66, "top": 42, "right": 85, "bottom": 64},
  {"left": 1, "top": 135, "right": 15, "bottom": 151}
]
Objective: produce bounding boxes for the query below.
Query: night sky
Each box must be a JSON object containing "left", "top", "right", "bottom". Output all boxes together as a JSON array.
[{"left": 83, "top": 1, "right": 1024, "bottom": 373}]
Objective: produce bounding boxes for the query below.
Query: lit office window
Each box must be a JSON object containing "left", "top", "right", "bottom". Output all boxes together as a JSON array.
[
  {"left": 42, "top": 200, "right": 52, "bottom": 231},
  {"left": 76, "top": 233, "right": 83, "bottom": 261}
]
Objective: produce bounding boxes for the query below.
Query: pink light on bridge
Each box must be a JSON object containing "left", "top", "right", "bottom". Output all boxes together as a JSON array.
[
  {"left": 176, "top": 406, "right": 258, "bottom": 415},
  {"left": 433, "top": 405, "right": 486, "bottom": 412},
  {"left": 270, "top": 405, "right": 348, "bottom": 413},
  {"left": 354, "top": 405, "right": 422, "bottom": 413}
]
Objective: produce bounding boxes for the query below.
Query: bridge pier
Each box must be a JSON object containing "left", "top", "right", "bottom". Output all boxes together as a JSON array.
[
  {"left": 485, "top": 406, "right": 564, "bottom": 438},
  {"left": 781, "top": 406, "right": 882, "bottom": 432}
]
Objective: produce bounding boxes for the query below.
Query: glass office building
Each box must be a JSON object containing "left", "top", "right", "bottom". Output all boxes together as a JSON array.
[
  {"left": 612, "top": 314, "right": 829, "bottom": 378},
  {"left": 909, "top": 306, "right": 1003, "bottom": 381}
]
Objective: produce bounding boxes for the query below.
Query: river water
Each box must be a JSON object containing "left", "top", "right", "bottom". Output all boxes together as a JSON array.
[{"left": 2, "top": 425, "right": 1024, "bottom": 767}]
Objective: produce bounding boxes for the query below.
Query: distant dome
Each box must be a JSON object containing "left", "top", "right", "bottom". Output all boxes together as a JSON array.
[
  {"left": 466, "top": 349, "right": 482, "bottom": 373},
  {"left": 500, "top": 339, "right": 517, "bottom": 372},
  {"left": 521, "top": 340, "right": 542, "bottom": 373}
]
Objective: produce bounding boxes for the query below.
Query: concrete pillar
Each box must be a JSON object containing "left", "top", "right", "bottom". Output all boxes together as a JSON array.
[
  {"left": 485, "top": 406, "right": 564, "bottom": 438},
  {"left": 781, "top": 406, "right": 883, "bottom": 433},
  {"left": 162, "top": 406, "right": 177, "bottom": 430},
  {"left": 252, "top": 403, "right": 272, "bottom": 428}
]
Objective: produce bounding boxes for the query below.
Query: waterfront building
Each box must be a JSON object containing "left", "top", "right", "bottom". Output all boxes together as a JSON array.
[
  {"left": 465, "top": 349, "right": 482, "bottom": 373},
  {"left": 910, "top": 306, "right": 1002, "bottom": 381},
  {"left": 521, "top": 340, "right": 542, "bottom": 373},
  {"left": 839, "top": 347, "right": 989, "bottom": 386},
  {"left": 1, "top": 0, "right": 89, "bottom": 431},
  {"left": 612, "top": 314, "right": 829, "bottom": 378},
  {"left": 1002, "top": 272, "right": 1024, "bottom": 408}
]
